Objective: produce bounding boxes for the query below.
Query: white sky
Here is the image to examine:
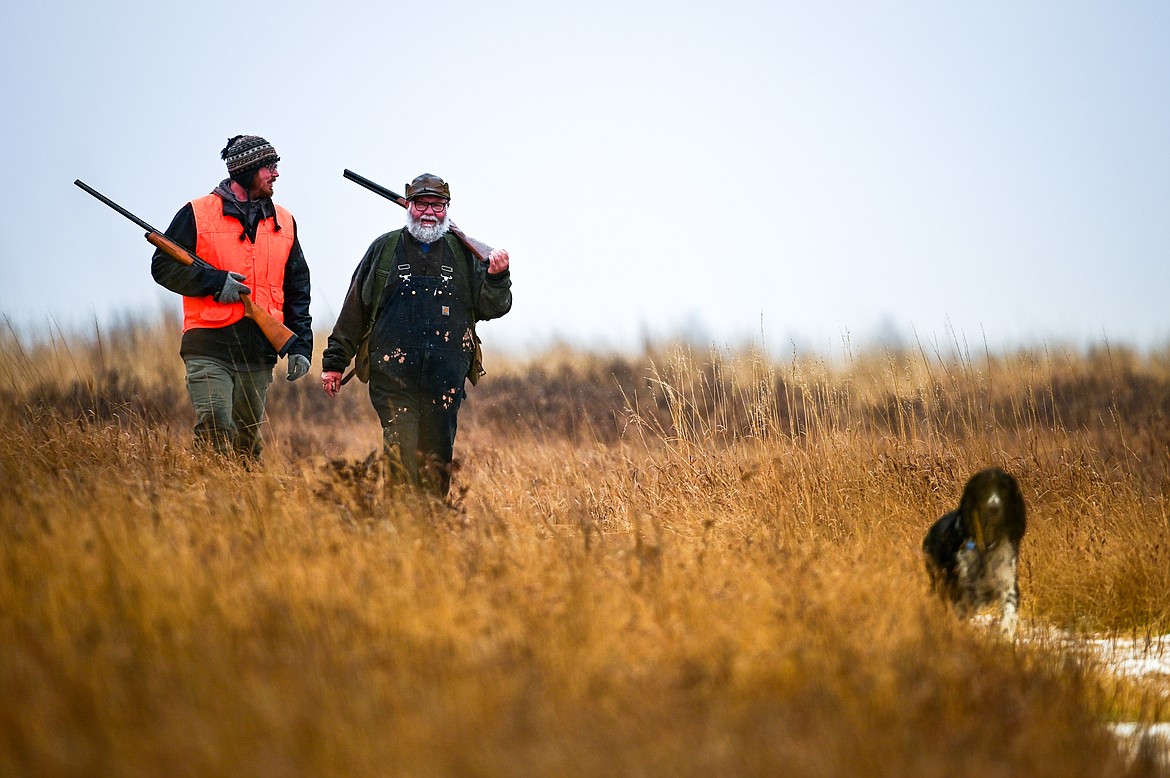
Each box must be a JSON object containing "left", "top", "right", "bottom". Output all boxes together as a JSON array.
[{"left": 1, "top": 0, "right": 1168, "bottom": 356}]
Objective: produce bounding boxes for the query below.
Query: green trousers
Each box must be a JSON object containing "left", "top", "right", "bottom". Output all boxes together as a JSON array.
[{"left": 184, "top": 357, "right": 274, "bottom": 460}]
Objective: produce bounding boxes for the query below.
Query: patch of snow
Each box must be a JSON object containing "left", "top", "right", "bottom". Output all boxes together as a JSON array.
[
  {"left": 1108, "top": 722, "right": 1170, "bottom": 767},
  {"left": 1013, "top": 623, "right": 1170, "bottom": 768}
]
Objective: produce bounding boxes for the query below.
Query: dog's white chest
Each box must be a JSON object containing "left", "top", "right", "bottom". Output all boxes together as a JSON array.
[{"left": 957, "top": 541, "right": 1018, "bottom": 605}]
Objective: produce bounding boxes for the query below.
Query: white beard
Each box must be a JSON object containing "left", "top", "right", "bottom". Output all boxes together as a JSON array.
[{"left": 405, "top": 210, "right": 450, "bottom": 244}]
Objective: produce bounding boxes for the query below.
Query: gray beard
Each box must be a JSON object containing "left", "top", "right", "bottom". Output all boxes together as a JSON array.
[{"left": 405, "top": 211, "right": 450, "bottom": 244}]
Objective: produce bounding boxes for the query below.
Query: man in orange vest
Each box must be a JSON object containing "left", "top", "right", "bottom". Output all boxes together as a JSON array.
[{"left": 151, "top": 134, "right": 313, "bottom": 461}]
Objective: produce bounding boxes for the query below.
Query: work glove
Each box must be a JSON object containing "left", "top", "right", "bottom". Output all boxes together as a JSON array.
[
  {"left": 214, "top": 271, "right": 251, "bottom": 303},
  {"left": 286, "top": 354, "right": 310, "bottom": 382}
]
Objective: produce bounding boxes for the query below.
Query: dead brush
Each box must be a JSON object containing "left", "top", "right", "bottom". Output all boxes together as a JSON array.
[
  {"left": 4, "top": 318, "right": 1170, "bottom": 777},
  {"left": 312, "top": 450, "right": 386, "bottom": 520}
]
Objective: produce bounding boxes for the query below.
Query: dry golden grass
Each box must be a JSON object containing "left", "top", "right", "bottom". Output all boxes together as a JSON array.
[{"left": 2, "top": 317, "right": 1169, "bottom": 776}]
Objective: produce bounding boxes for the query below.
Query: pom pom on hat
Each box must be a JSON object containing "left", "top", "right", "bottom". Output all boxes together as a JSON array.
[{"left": 221, "top": 135, "right": 279, "bottom": 177}]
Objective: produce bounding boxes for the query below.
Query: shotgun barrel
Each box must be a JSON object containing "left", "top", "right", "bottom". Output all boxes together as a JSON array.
[
  {"left": 75, "top": 179, "right": 164, "bottom": 237},
  {"left": 342, "top": 169, "right": 409, "bottom": 207}
]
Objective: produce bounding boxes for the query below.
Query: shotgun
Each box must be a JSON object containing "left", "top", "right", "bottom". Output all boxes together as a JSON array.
[
  {"left": 74, "top": 179, "right": 297, "bottom": 355},
  {"left": 341, "top": 169, "right": 495, "bottom": 262}
]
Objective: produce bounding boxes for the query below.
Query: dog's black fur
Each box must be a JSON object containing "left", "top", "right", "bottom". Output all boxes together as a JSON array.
[{"left": 923, "top": 468, "right": 1026, "bottom": 637}]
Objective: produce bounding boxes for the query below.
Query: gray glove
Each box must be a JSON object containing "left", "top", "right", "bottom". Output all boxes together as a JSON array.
[
  {"left": 214, "top": 271, "right": 251, "bottom": 303},
  {"left": 286, "top": 353, "right": 310, "bottom": 382}
]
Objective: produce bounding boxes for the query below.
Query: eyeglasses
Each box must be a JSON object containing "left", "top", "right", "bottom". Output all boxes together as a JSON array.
[
  {"left": 411, "top": 200, "right": 447, "bottom": 213},
  {"left": 263, "top": 162, "right": 278, "bottom": 172}
]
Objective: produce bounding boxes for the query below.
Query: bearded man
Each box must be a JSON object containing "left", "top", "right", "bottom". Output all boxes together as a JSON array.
[
  {"left": 151, "top": 134, "right": 313, "bottom": 461},
  {"left": 320, "top": 173, "right": 512, "bottom": 497}
]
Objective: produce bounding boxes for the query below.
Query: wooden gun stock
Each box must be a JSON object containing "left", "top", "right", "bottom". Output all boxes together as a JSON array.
[
  {"left": 143, "top": 232, "right": 296, "bottom": 355},
  {"left": 341, "top": 168, "right": 495, "bottom": 263},
  {"left": 77, "top": 179, "right": 297, "bottom": 356}
]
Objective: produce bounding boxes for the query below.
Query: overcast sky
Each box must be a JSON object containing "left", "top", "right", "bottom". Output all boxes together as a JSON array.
[{"left": 2, "top": 1, "right": 1167, "bottom": 357}]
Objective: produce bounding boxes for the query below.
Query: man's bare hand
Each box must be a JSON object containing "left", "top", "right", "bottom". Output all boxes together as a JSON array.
[
  {"left": 321, "top": 370, "right": 343, "bottom": 397},
  {"left": 487, "top": 248, "right": 509, "bottom": 275}
]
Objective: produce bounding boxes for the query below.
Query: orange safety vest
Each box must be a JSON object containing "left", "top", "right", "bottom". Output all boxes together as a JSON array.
[{"left": 182, "top": 194, "right": 295, "bottom": 332}]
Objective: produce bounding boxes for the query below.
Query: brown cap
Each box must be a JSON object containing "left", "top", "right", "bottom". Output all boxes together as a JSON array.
[{"left": 405, "top": 173, "right": 451, "bottom": 201}]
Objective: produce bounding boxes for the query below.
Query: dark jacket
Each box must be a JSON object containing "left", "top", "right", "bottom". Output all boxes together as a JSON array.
[
  {"left": 151, "top": 183, "right": 313, "bottom": 369},
  {"left": 322, "top": 228, "right": 511, "bottom": 375}
]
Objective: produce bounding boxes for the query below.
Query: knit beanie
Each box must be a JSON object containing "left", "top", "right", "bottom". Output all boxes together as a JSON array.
[{"left": 221, "top": 135, "right": 279, "bottom": 180}]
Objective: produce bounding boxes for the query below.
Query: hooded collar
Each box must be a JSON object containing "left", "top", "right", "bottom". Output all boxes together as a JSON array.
[{"left": 213, "top": 178, "right": 280, "bottom": 241}]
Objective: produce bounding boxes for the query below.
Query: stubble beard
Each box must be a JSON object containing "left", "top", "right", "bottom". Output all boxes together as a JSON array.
[{"left": 405, "top": 210, "right": 450, "bottom": 244}]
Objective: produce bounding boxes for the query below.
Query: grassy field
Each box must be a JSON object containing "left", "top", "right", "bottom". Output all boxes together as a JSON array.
[{"left": 2, "top": 316, "right": 1169, "bottom": 777}]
